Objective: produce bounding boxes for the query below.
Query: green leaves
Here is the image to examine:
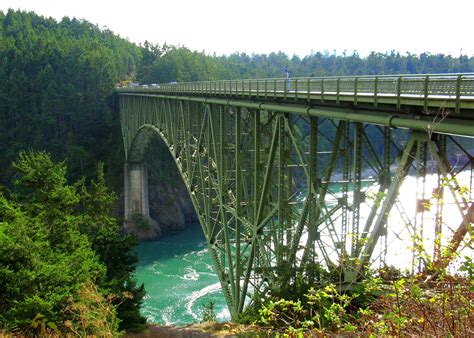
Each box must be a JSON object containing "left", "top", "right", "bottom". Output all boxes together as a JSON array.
[
  {"left": 200, "top": 299, "right": 217, "bottom": 323},
  {"left": 0, "top": 152, "right": 104, "bottom": 330},
  {"left": 0, "top": 151, "right": 144, "bottom": 333}
]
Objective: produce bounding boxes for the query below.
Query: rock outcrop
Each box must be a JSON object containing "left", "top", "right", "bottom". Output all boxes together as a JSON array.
[
  {"left": 148, "top": 182, "right": 197, "bottom": 233},
  {"left": 121, "top": 180, "right": 197, "bottom": 241}
]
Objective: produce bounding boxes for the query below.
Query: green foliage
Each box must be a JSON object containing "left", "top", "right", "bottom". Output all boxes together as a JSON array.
[
  {"left": 200, "top": 299, "right": 217, "bottom": 323},
  {"left": 459, "top": 256, "right": 474, "bottom": 291},
  {"left": 360, "top": 274, "right": 473, "bottom": 336},
  {"left": 0, "top": 151, "right": 144, "bottom": 334},
  {"left": 255, "top": 269, "right": 472, "bottom": 336},
  {"left": 257, "top": 284, "right": 362, "bottom": 334},
  {"left": 131, "top": 213, "right": 154, "bottom": 231},
  {"left": 137, "top": 44, "right": 474, "bottom": 84},
  {"left": 30, "top": 313, "right": 58, "bottom": 336},
  {"left": 0, "top": 151, "right": 106, "bottom": 331},
  {"left": 77, "top": 162, "right": 146, "bottom": 332},
  {"left": 256, "top": 273, "right": 384, "bottom": 335},
  {"left": 259, "top": 298, "right": 308, "bottom": 333}
]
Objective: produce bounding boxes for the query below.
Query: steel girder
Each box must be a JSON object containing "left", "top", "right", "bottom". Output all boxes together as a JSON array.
[{"left": 118, "top": 94, "right": 473, "bottom": 319}]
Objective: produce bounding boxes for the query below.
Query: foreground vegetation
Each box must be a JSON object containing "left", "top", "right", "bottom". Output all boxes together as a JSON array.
[
  {"left": 0, "top": 151, "right": 145, "bottom": 335},
  {"left": 247, "top": 270, "right": 473, "bottom": 336},
  {"left": 149, "top": 267, "right": 472, "bottom": 336}
]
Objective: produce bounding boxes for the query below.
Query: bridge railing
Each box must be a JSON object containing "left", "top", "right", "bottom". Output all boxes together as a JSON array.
[
  {"left": 119, "top": 73, "right": 474, "bottom": 112},
  {"left": 154, "top": 73, "right": 474, "bottom": 97}
]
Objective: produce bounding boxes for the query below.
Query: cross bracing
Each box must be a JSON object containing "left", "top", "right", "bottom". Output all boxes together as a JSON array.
[{"left": 116, "top": 73, "right": 473, "bottom": 319}]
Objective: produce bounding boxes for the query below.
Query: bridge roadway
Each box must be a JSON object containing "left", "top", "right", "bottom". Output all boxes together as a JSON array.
[
  {"left": 116, "top": 73, "right": 473, "bottom": 319},
  {"left": 118, "top": 73, "right": 474, "bottom": 136}
]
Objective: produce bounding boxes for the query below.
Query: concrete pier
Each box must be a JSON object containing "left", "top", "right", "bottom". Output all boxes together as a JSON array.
[{"left": 124, "top": 162, "right": 150, "bottom": 221}]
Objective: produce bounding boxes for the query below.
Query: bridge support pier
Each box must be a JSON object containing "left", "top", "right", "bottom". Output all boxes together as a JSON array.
[{"left": 124, "top": 162, "right": 151, "bottom": 222}]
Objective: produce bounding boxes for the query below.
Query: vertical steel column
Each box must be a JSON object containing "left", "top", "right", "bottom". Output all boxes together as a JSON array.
[
  {"left": 434, "top": 134, "right": 446, "bottom": 262},
  {"left": 277, "top": 113, "right": 286, "bottom": 264},
  {"left": 285, "top": 114, "right": 293, "bottom": 250},
  {"left": 234, "top": 107, "right": 242, "bottom": 315},
  {"left": 219, "top": 105, "right": 236, "bottom": 315},
  {"left": 253, "top": 110, "right": 261, "bottom": 225},
  {"left": 351, "top": 123, "right": 363, "bottom": 256},
  {"left": 205, "top": 105, "right": 212, "bottom": 243},
  {"left": 412, "top": 139, "right": 422, "bottom": 274},
  {"left": 341, "top": 121, "right": 350, "bottom": 254},
  {"left": 308, "top": 116, "right": 319, "bottom": 262},
  {"left": 380, "top": 127, "right": 391, "bottom": 266}
]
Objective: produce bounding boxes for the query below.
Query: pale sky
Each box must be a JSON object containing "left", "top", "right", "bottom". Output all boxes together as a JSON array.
[{"left": 1, "top": 0, "right": 472, "bottom": 57}]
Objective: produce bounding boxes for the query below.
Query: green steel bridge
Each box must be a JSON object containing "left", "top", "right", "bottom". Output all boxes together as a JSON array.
[{"left": 116, "top": 73, "right": 474, "bottom": 318}]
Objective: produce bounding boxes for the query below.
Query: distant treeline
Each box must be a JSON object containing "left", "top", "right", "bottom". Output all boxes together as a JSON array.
[{"left": 137, "top": 43, "right": 474, "bottom": 84}]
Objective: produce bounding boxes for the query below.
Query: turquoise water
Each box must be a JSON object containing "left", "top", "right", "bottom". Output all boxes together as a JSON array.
[{"left": 135, "top": 224, "right": 228, "bottom": 325}]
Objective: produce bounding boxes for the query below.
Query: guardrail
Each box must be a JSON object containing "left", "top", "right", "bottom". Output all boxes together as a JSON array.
[{"left": 118, "top": 73, "right": 474, "bottom": 113}]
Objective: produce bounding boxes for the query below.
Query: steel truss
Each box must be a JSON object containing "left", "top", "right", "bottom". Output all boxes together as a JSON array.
[{"left": 119, "top": 94, "right": 473, "bottom": 319}]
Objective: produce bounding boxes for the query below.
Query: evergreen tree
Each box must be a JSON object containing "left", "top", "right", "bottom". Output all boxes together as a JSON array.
[
  {"left": 0, "top": 151, "right": 145, "bottom": 333},
  {"left": 0, "top": 151, "right": 106, "bottom": 330}
]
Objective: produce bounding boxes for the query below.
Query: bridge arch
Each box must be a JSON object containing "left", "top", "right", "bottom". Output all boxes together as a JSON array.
[
  {"left": 122, "top": 102, "right": 243, "bottom": 316},
  {"left": 123, "top": 123, "right": 188, "bottom": 227}
]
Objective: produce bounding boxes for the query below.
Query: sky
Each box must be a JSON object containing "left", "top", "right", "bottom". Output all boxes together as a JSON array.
[{"left": 1, "top": 0, "right": 473, "bottom": 57}]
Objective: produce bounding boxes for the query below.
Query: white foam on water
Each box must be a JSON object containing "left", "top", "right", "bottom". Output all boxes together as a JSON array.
[
  {"left": 203, "top": 262, "right": 214, "bottom": 272},
  {"left": 161, "top": 306, "right": 175, "bottom": 325},
  {"left": 199, "top": 271, "right": 216, "bottom": 277},
  {"left": 181, "top": 266, "right": 200, "bottom": 281},
  {"left": 142, "top": 307, "right": 160, "bottom": 323},
  {"left": 182, "top": 247, "right": 208, "bottom": 259},
  {"left": 216, "top": 307, "right": 231, "bottom": 321},
  {"left": 196, "top": 248, "right": 209, "bottom": 256}
]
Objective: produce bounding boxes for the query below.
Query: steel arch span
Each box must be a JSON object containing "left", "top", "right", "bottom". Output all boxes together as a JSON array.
[{"left": 117, "top": 74, "right": 473, "bottom": 319}]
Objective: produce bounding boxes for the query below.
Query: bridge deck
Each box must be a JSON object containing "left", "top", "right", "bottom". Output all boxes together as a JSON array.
[{"left": 117, "top": 73, "right": 474, "bottom": 115}]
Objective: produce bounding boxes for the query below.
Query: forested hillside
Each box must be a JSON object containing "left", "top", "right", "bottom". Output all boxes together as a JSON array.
[
  {"left": 0, "top": 9, "right": 141, "bottom": 186},
  {"left": 0, "top": 10, "right": 145, "bottom": 335}
]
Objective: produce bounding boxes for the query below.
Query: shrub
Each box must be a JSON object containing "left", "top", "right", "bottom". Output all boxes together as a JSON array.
[{"left": 201, "top": 299, "right": 217, "bottom": 323}]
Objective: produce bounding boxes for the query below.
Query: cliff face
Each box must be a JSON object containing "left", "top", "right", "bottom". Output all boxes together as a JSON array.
[
  {"left": 121, "top": 180, "right": 198, "bottom": 241},
  {"left": 148, "top": 182, "right": 198, "bottom": 233}
]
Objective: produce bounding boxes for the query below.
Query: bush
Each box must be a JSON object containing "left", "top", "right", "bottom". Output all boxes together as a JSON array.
[
  {"left": 200, "top": 299, "right": 217, "bottom": 323},
  {"left": 255, "top": 270, "right": 472, "bottom": 336},
  {"left": 64, "top": 282, "right": 120, "bottom": 337},
  {"left": 257, "top": 281, "right": 380, "bottom": 334},
  {"left": 360, "top": 275, "right": 473, "bottom": 336},
  {"left": 0, "top": 151, "right": 145, "bottom": 334}
]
